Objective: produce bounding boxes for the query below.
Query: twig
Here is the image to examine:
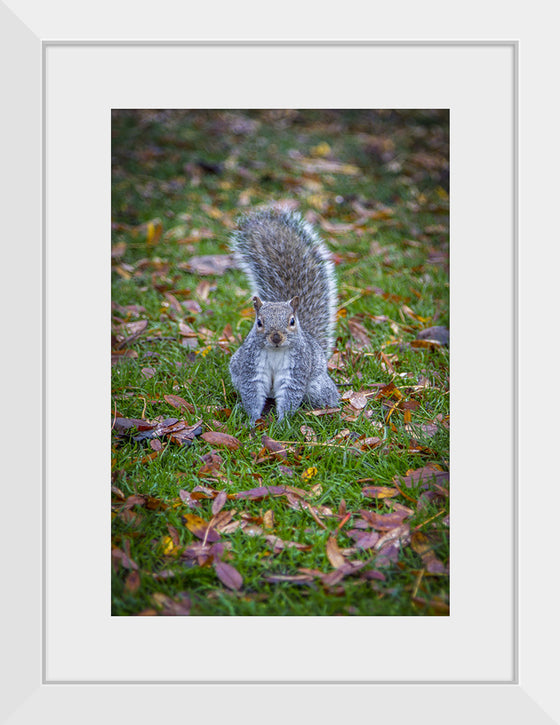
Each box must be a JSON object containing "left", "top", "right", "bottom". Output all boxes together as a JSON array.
[
  {"left": 412, "top": 568, "right": 425, "bottom": 599},
  {"left": 413, "top": 509, "right": 446, "bottom": 532}
]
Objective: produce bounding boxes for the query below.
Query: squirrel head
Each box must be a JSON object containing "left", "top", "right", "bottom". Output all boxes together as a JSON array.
[{"left": 252, "top": 295, "right": 300, "bottom": 348}]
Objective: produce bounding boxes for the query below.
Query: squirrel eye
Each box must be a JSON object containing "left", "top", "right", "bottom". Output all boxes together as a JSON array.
[
  {"left": 256, "top": 318, "right": 263, "bottom": 328},
  {"left": 289, "top": 317, "right": 295, "bottom": 326}
]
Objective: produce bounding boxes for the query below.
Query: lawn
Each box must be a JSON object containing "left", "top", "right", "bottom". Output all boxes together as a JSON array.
[{"left": 111, "top": 109, "right": 449, "bottom": 616}]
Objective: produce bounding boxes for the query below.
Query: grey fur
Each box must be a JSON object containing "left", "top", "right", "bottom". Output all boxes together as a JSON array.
[{"left": 229, "top": 209, "right": 339, "bottom": 424}]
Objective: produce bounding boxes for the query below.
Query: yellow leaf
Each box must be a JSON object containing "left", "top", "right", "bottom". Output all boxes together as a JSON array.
[
  {"left": 146, "top": 219, "right": 163, "bottom": 246},
  {"left": 161, "top": 536, "right": 180, "bottom": 556},
  {"left": 302, "top": 466, "right": 318, "bottom": 481},
  {"left": 310, "top": 142, "right": 331, "bottom": 157}
]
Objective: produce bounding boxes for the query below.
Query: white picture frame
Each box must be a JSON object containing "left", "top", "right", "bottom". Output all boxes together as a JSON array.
[{"left": 1, "top": 0, "right": 557, "bottom": 722}]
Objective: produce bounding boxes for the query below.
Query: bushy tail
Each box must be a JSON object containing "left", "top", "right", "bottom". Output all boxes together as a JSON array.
[{"left": 231, "top": 209, "right": 337, "bottom": 356}]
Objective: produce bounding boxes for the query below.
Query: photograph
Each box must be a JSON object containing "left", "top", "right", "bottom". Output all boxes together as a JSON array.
[{"left": 110, "top": 109, "right": 450, "bottom": 616}]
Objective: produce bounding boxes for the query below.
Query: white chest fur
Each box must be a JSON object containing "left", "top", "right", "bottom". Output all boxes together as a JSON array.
[{"left": 256, "top": 347, "right": 292, "bottom": 397}]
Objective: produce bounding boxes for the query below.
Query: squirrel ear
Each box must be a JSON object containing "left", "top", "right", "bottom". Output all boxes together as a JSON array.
[
  {"left": 253, "top": 295, "right": 263, "bottom": 313},
  {"left": 289, "top": 296, "right": 299, "bottom": 314}
]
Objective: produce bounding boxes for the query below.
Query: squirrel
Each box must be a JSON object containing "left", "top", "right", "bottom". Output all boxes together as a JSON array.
[{"left": 229, "top": 208, "right": 340, "bottom": 425}]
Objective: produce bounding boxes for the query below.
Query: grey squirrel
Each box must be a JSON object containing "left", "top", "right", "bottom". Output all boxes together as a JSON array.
[{"left": 229, "top": 209, "right": 340, "bottom": 425}]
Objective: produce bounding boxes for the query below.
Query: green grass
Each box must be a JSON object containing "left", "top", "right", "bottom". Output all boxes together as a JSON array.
[{"left": 111, "top": 109, "right": 449, "bottom": 616}]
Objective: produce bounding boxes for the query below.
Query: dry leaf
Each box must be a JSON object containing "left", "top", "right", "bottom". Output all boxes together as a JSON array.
[
  {"left": 326, "top": 536, "right": 347, "bottom": 569},
  {"left": 164, "top": 394, "right": 196, "bottom": 414},
  {"left": 211, "top": 490, "right": 228, "bottom": 516},
  {"left": 361, "top": 485, "right": 398, "bottom": 499},
  {"left": 214, "top": 560, "right": 243, "bottom": 590},
  {"left": 183, "top": 514, "right": 220, "bottom": 542},
  {"left": 411, "top": 531, "right": 448, "bottom": 574},
  {"left": 124, "top": 569, "right": 140, "bottom": 593},
  {"left": 201, "top": 431, "right": 240, "bottom": 450}
]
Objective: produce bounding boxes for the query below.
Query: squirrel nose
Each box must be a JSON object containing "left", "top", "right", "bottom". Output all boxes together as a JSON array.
[{"left": 270, "top": 332, "right": 282, "bottom": 345}]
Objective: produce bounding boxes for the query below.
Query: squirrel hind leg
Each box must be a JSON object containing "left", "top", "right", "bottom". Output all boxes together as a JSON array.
[{"left": 305, "top": 373, "right": 340, "bottom": 409}]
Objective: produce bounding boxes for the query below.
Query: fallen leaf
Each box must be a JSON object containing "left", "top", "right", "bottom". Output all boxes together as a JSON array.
[
  {"left": 264, "top": 535, "right": 312, "bottom": 553},
  {"left": 263, "top": 573, "right": 314, "bottom": 583},
  {"left": 260, "top": 435, "right": 289, "bottom": 460},
  {"left": 164, "top": 394, "right": 196, "bottom": 413},
  {"left": 201, "top": 431, "right": 240, "bottom": 450},
  {"left": 124, "top": 569, "right": 140, "bottom": 593},
  {"left": 233, "top": 485, "right": 286, "bottom": 500},
  {"left": 152, "top": 591, "right": 191, "bottom": 616},
  {"left": 396, "top": 465, "right": 449, "bottom": 490},
  {"left": 346, "top": 391, "right": 369, "bottom": 410},
  {"left": 347, "top": 530, "right": 380, "bottom": 549},
  {"left": 211, "top": 490, "right": 228, "bottom": 516},
  {"left": 326, "top": 536, "right": 347, "bottom": 569},
  {"left": 111, "top": 547, "right": 138, "bottom": 570},
  {"left": 358, "top": 437, "right": 382, "bottom": 451},
  {"left": 411, "top": 531, "right": 448, "bottom": 574},
  {"left": 302, "top": 466, "right": 318, "bottom": 481},
  {"left": 360, "top": 507, "right": 412, "bottom": 530},
  {"left": 361, "top": 485, "right": 398, "bottom": 499},
  {"left": 214, "top": 560, "right": 243, "bottom": 590},
  {"left": 181, "top": 254, "right": 235, "bottom": 276},
  {"left": 183, "top": 513, "right": 220, "bottom": 543},
  {"left": 375, "top": 382, "right": 402, "bottom": 400}
]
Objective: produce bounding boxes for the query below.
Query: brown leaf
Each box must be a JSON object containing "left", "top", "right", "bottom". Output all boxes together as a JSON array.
[
  {"left": 166, "top": 524, "right": 181, "bottom": 546},
  {"left": 360, "top": 506, "right": 412, "bottom": 530},
  {"left": 346, "top": 530, "right": 380, "bottom": 549},
  {"left": 178, "top": 320, "right": 196, "bottom": 337},
  {"left": 214, "top": 560, "right": 243, "bottom": 590},
  {"left": 211, "top": 490, "right": 228, "bottom": 516},
  {"left": 374, "top": 542, "right": 401, "bottom": 567},
  {"left": 183, "top": 513, "right": 220, "bottom": 542},
  {"left": 374, "top": 523, "right": 411, "bottom": 554},
  {"left": 181, "top": 254, "right": 235, "bottom": 276},
  {"left": 396, "top": 465, "right": 449, "bottom": 490},
  {"left": 233, "top": 485, "right": 286, "bottom": 500},
  {"left": 264, "top": 535, "right": 312, "bottom": 553},
  {"left": 152, "top": 592, "right": 191, "bottom": 616},
  {"left": 211, "top": 510, "right": 235, "bottom": 531},
  {"left": 124, "top": 569, "right": 140, "bottom": 593},
  {"left": 197, "top": 455, "right": 223, "bottom": 478},
  {"left": 326, "top": 536, "right": 347, "bottom": 569},
  {"left": 321, "top": 559, "right": 369, "bottom": 586},
  {"left": 263, "top": 573, "right": 314, "bottom": 583},
  {"left": 201, "top": 431, "right": 240, "bottom": 450},
  {"left": 121, "top": 494, "right": 146, "bottom": 510},
  {"left": 164, "top": 291, "right": 183, "bottom": 314},
  {"left": 358, "top": 437, "right": 382, "bottom": 451},
  {"left": 111, "top": 547, "right": 138, "bottom": 570},
  {"left": 344, "top": 390, "right": 369, "bottom": 410},
  {"left": 144, "top": 496, "right": 167, "bottom": 511},
  {"left": 164, "top": 394, "right": 196, "bottom": 414},
  {"left": 361, "top": 485, "right": 398, "bottom": 499},
  {"left": 347, "top": 318, "right": 372, "bottom": 349},
  {"left": 178, "top": 489, "right": 200, "bottom": 508},
  {"left": 411, "top": 531, "right": 448, "bottom": 574},
  {"left": 375, "top": 382, "right": 402, "bottom": 400},
  {"left": 191, "top": 484, "right": 219, "bottom": 499},
  {"left": 260, "top": 434, "right": 289, "bottom": 459}
]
